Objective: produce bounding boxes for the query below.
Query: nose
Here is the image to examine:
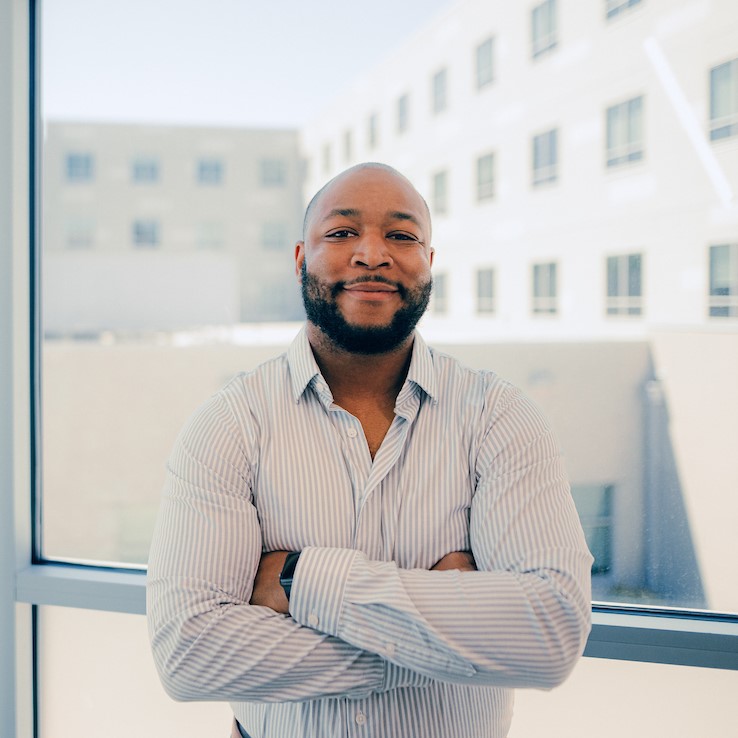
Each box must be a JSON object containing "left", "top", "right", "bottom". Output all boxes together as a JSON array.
[{"left": 350, "top": 231, "right": 393, "bottom": 269}]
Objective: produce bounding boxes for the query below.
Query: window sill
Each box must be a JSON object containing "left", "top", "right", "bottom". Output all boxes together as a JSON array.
[{"left": 14, "top": 564, "right": 738, "bottom": 669}]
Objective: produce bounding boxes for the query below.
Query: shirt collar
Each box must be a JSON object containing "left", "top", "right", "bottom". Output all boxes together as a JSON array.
[{"left": 286, "top": 325, "right": 438, "bottom": 405}]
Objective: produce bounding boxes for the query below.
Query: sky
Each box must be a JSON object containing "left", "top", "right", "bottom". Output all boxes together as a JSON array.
[{"left": 42, "top": 0, "right": 454, "bottom": 129}]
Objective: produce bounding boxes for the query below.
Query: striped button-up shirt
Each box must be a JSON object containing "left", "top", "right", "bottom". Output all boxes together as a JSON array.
[{"left": 147, "top": 327, "right": 592, "bottom": 738}]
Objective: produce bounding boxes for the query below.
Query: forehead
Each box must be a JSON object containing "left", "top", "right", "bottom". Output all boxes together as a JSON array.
[{"left": 310, "top": 168, "right": 429, "bottom": 229}]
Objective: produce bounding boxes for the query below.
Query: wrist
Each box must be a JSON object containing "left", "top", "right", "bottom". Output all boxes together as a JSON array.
[{"left": 279, "top": 551, "right": 301, "bottom": 601}]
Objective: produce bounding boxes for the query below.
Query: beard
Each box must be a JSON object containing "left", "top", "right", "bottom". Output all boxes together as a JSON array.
[{"left": 300, "top": 262, "right": 432, "bottom": 355}]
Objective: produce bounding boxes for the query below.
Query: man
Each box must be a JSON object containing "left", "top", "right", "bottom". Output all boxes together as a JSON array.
[{"left": 147, "top": 163, "right": 592, "bottom": 738}]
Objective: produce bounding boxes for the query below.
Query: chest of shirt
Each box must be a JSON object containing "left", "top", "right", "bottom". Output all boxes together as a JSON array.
[{"left": 250, "top": 391, "right": 477, "bottom": 569}]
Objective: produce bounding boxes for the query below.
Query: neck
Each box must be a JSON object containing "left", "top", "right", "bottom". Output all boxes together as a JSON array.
[{"left": 306, "top": 323, "right": 414, "bottom": 403}]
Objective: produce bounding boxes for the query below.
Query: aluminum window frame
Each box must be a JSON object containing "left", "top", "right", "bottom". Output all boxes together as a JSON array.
[{"left": 2, "top": 3, "right": 738, "bottom": 737}]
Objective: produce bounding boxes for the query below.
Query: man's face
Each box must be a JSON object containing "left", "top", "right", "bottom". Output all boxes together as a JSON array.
[{"left": 296, "top": 166, "right": 434, "bottom": 354}]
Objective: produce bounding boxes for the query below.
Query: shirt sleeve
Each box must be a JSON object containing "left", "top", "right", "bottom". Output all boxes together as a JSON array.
[
  {"left": 146, "top": 387, "right": 430, "bottom": 703},
  {"left": 288, "top": 381, "right": 593, "bottom": 690}
]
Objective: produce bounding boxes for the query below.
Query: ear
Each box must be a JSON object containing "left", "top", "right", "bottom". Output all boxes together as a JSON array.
[
  {"left": 295, "top": 241, "right": 305, "bottom": 282},
  {"left": 429, "top": 246, "right": 435, "bottom": 267}
]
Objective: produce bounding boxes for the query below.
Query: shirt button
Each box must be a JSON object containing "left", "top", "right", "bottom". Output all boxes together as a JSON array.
[
  {"left": 308, "top": 613, "right": 319, "bottom": 628},
  {"left": 385, "top": 643, "right": 396, "bottom": 658},
  {"left": 347, "top": 427, "right": 358, "bottom": 438},
  {"left": 355, "top": 712, "right": 366, "bottom": 725}
]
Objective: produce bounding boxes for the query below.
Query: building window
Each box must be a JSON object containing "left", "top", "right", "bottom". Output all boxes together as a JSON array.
[
  {"left": 431, "top": 170, "right": 448, "bottom": 215},
  {"left": 432, "top": 272, "right": 448, "bottom": 314},
  {"left": 606, "top": 95, "right": 644, "bottom": 167},
  {"left": 475, "top": 37, "right": 494, "bottom": 89},
  {"left": 532, "top": 261, "right": 558, "bottom": 314},
  {"left": 322, "top": 143, "right": 332, "bottom": 175},
  {"left": 65, "top": 152, "right": 94, "bottom": 182},
  {"left": 531, "top": 0, "right": 557, "bottom": 60},
  {"left": 196, "top": 221, "right": 224, "bottom": 250},
  {"left": 476, "top": 268, "right": 495, "bottom": 314},
  {"left": 261, "top": 221, "right": 288, "bottom": 251},
  {"left": 197, "top": 158, "right": 223, "bottom": 185},
  {"left": 343, "top": 129, "right": 353, "bottom": 163},
  {"left": 710, "top": 58, "right": 738, "bottom": 141},
  {"left": 397, "top": 93, "right": 410, "bottom": 134},
  {"left": 605, "top": 0, "right": 642, "bottom": 19},
  {"left": 259, "top": 159, "right": 287, "bottom": 187},
  {"left": 571, "top": 485, "right": 613, "bottom": 575},
  {"left": 476, "top": 153, "right": 495, "bottom": 201},
  {"left": 606, "top": 253, "right": 643, "bottom": 316},
  {"left": 367, "top": 112, "right": 379, "bottom": 149},
  {"left": 709, "top": 244, "right": 738, "bottom": 318},
  {"left": 132, "top": 219, "right": 160, "bottom": 248},
  {"left": 532, "top": 128, "right": 558, "bottom": 186},
  {"left": 65, "top": 218, "right": 94, "bottom": 249},
  {"left": 431, "top": 67, "right": 448, "bottom": 114},
  {"left": 131, "top": 157, "right": 159, "bottom": 183}
]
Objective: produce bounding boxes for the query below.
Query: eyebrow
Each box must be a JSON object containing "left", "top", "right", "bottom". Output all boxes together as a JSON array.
[{"left": 321, "top": 208, "right": 422, "bottom": 228}]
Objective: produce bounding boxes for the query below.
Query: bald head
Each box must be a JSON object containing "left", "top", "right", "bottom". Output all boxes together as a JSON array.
[{"left": 302, "top": 162, "right": 431, "bottom": 240}]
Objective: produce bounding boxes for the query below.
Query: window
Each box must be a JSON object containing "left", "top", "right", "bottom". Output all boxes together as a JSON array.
[
  {"left": 367, "top": 112, "right": 379, "bottom": 149},
  {"left": 343, "top": 129, "right": 353, "bottom": 163},
  {"left": 431, "top": 67, "right": 448, "bottom": 114},
  {"left": 475, "top": 37, "right": 494, "bottom": 89},
  {"left": 476, "top": 153, "right": 495, "bottom": 200},
  {"left": 197, "top": 158, "right": 223, "bottom": 185},
  {"left": 710, "top": 58, "right": 738, "bottom": 141},
  {"left": 196, "top": 221, "right": 224, "bottom": 250},
  {"left": 532, "top": 261, "right": 558, "bottom": 314},
  {"left": 261, "top": 221, "right": 288, "bottom": 251},
  {"left": 605, "top": 0, "right": 642, "bottom": 20},
  {"left": 131, "top": 157, "right": 159, "bottom": 183},
  {"left": 532, "top": 128, "right": 558, "bottom": 185},
  {"left": 606, "top": 95, "right": 644, "bottom": 167},
  {"left": 397, "top": 93, "right": 410, "bottom": 134},
  {"left": 606, "top": 253, "right": 642, "bottom": 316},
  {"left": 531, "top": 0, "right": 557, "bottom": 59},
  {"left": 709, "top": 244, "right": 738, "bottom": 318},
  {"left": 476, "top": 268, "right": 495, "bottom": 314},
  {"left": 65, "top": 218, "right": 94, "bottom": 249},
  {"left": 259, "top": 158, "right": 287, "bottom": 187},
  {"left": 432, "top": 272, "right": 448, "bottom": 314},
  {"left": 132, "top": 219, "right": 159, "bottom": 248},
  {"left": 432, "top": 170, "right": 448, "bottom": 215},
  {"left": 322, "top": 142, "right": 331, "bottom": 174},
  {"left": 65, "top": 152, "right": 94, "bottom": 182},
  {"left": 571, "top": 485, "right": 613, "bottom": 575}
]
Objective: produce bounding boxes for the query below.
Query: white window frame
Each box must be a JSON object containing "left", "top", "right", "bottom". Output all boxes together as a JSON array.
[
  {"left": 397, "top": 93, "right": 409, "bottom": 134},
  {"left": 532, "top": 128, "right": 558, "bottom": 186},
  {"left": 476, "top": 152, "right": 495, "bottom": 201},
  {"left": 432, "top": 169, "right": 448, "bottom": 215},
  {"left": 606, "top": 252, "right": 643, "bottom": 316},
  {"left": 708, "top": 243, "right": 738, "bottom": 318},
  {"left": 606, "top": 95, "right": 644, "bottom": 167},
  {"left": 605, "top": 0, "right": 642, "bottom": 21},
  {"left": 476, "top": 268, "right": 495, "bottom": 314},
  {"left": 531, "top": 0, "right": 557, "bottom": 60},
  {"left": 431, "top": 67, "right": 448, "bottom": 114},
  {"left": 532, "top": 261, "right": 558, "bottom": 314},
  {"left": 475, "top": 37, "right": 494, "bottom": 90},
  {"left": 709, "top": 58, "right": 738, "bottom": 142},
  {"left": 2, "top": 4, "right": 737, "bottom": 738},
  {"left": 196, "top": 157, "right": 224, "bottom": 185}
]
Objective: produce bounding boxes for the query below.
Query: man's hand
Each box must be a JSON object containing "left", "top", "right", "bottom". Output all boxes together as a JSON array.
[
  {"left": 430, "top": 550, "right": 477, "bottom": 572},
  {"left": 250, "top": 550, "right": 290, "bottom": 614}
]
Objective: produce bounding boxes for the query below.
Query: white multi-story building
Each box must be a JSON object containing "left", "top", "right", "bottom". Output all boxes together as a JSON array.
[
  {"left": 298, "top": 0, "right": 738, "bottom": 609},
  {"left": 300, "top": 0, "right": 738, "bottom": 340}
]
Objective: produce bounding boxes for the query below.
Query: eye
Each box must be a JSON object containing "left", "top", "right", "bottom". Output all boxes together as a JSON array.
[
  {"left": 325, "top": 228, "right": 357, "bottom": 239},
  {"left": 388, "top": 231, "right": 421, "bottom": 243}
]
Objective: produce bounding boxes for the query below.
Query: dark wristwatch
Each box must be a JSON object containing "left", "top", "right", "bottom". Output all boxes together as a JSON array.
[{"left": 279, "top": 551, "right": 301, "bottom": 601}]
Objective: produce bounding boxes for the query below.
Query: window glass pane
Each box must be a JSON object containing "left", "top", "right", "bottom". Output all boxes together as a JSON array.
[
  {"left": 38, "top": 606, "right": 232, "bottom": 737},
  {"left": 510, "top": 655, "right": 738, "bottom": 737},
  {"left": 40, "top": 0, "right": 738, "bottom": 616}
]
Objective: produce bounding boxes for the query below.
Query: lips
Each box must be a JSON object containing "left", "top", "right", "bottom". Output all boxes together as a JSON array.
[{"left": 344, "top": 283, "right": 398, "bottom": 293}]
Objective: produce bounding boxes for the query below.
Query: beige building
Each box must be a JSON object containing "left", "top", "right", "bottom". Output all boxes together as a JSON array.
[{"left": 42, "top": 122, "right": 305, "bottom": 333}]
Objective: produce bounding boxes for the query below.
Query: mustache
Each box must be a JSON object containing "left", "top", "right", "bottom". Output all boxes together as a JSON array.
[{"left": 332, "top": 275, "right": 407, "bottom": 298}]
